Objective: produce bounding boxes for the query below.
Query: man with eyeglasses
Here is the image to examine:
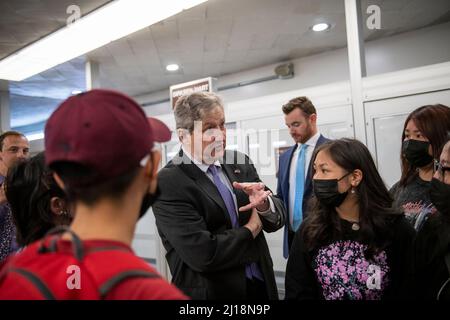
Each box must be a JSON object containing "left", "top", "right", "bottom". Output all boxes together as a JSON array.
[
  {"left": 0, "top": 131, "right": 30, "bottom": 262},
  {"left": 433, "top": 158, "right": 450, "bottom": 187},
  {"left": 277, "top": 97, "right": 329, "bottom": 258},
  {"left": 415, "top": 138, "right": 450, "bottom": 300}
]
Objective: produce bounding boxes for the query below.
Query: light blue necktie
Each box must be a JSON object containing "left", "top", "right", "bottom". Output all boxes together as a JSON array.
[{"left": 292, "top": 144, "right": 307, "bottom": 232}]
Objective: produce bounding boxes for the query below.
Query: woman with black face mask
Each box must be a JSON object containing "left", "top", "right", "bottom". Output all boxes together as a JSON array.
[
  {"left": 285, "top": 138, "right": 416, "bottom": 300},
  {"left": 390, "top": 104, "right": 450, "bottom": 231},
  {"left": 414, "top": 139, "right": 450, "bottom": 300}
]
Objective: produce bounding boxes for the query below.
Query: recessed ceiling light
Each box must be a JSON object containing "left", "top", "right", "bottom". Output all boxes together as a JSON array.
[
  {"left": 312, "top": 23, "right": 330, "bottom": 32},
  {"left": 166, "top": 64, "right": 179, "bottom": 71},
  {"left": 71, "top": 90, "right": 82, "bottom": 95}
]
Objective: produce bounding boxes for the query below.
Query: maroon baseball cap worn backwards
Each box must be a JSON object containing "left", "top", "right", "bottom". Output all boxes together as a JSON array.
[{"left": 45, "top": 89, "right": 171, "bottom": 184}]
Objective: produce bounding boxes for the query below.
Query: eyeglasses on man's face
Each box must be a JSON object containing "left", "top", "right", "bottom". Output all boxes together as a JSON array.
[{"left": 433, "top": 159, "right": 450, "bottom": 181}]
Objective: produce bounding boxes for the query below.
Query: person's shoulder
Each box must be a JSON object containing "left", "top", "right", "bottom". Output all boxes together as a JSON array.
[
  {"left": 418, "top": 213, "right": 450, "bottom": 243},
  {"left": 105, "top": 276, "right": 188, "bottom": 300},
  {"left": 4, "top": 240, "right": 39, "bottom": 261},
  {"left": 416, "top": 214, "right": 439, "bottom": 241},
  {"left": 279, "top": 145, "right": 296, "bottom": 161},
  {"left": 157, "top": 159, "right": 184, "bottom": 181},
  {"left": 318, "top": 134, "right": 332, "bottom": 144},
  {"left": 387, "top": 213, "right": 416, "bottom": 238},
  {"left": 389, "top": 180, "right": 401, "bottom": 194}
]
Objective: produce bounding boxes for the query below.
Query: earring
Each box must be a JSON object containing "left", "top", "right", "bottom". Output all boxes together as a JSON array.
[
  {"left": 351, "top": 188, "right": 356, "bottom": 194},
  {"left": 60, "top": 210, "right": 68, "bottom": 216}
]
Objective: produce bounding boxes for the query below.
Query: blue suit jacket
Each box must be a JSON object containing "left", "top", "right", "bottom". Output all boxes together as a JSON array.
[{"left": 276, "top": 135, "right": 330, "bottom": 258}]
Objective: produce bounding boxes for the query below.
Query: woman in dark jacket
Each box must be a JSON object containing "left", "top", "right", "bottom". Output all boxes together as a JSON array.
[
  {"left": 285, "top": 138, "right": 416, "bottom": 300},
  {"left": 390, "top": 104, "right": 450, "bottom": 230},
  {"left": 414, "top": 139, "right": 450, "bottom": 300}
]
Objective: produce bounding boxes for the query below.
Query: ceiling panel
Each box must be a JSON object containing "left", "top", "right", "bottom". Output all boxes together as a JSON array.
[
  {"left": 0, "top": 0, "right": 111, "bottom": 60},
  {"left": 1, "top": 0, "right": 449, "bottom": 132}
]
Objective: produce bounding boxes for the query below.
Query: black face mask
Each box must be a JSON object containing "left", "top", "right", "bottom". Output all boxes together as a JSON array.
[
  {"left": 402, "top": 139, "right": 433, "bottom": 168},
  {"left": 429, "top": 178, "right": 450, "bottom": 214},
  {"left": 313, "top": 173, "right": 351, "bottom": 208},
  {"left": 139, "top": 186, "right": 161, "bottom": 219}
]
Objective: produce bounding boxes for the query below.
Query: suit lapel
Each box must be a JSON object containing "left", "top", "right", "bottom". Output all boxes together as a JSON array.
[
  {"left": 175, "top": 149, "right": 232, "bottom": 227},
  {"left": 304, "top": 134, "right": 328, "bottom": 192},
  {"left": 282, "top": 145, "right": 297, "bottom": 203}
]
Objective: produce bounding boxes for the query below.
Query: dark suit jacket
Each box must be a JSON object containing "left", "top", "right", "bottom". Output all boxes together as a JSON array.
[
  {"left": 153, "top": 149, "right": 285, "bottom": 300},
  {"left": 276, "top": 135, "right": 330, "bottom": 258}
]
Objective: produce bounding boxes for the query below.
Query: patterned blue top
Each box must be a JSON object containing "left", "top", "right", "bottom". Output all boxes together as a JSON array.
[{"left": 0, "top": 175, "right": 18, "bottom": 262}]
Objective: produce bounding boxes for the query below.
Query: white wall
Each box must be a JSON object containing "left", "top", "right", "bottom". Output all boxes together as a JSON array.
[
  {"left": 366, "top": 21, "right": 450, "bottom": 76},
  {"left": 137, "top": 22, "right": 450, "bottom": 116}
]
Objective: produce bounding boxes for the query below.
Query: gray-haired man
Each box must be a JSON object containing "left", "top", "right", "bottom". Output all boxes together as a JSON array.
[{"left": 153, "top": 92, "right": 285, "bottom": 300}]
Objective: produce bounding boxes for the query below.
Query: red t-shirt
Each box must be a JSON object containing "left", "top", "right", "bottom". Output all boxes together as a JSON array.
[{"left": 0, "top": 239, "right": 188, "bottom": 300}]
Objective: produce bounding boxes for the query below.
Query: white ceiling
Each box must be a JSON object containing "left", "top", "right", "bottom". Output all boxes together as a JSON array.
[
  {"left": 88, "top": 0, "right": 450, "bottom": 96},
  {"left": 1, "top": 0, "right": 450, "bottom": 132},
  {"left": 0, "top": 0, "right": 111, "bottom": 60}
]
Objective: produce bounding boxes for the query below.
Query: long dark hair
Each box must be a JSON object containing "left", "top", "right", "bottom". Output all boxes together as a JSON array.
[
  {"left": 399, "top": 104, "right": 450, "bottom": 187},
  {"left": 5, "top": 152, "right": 71, "bottom": 246},
  {"left": 302, "top": 138, "right": 401, "bottom": 257}
]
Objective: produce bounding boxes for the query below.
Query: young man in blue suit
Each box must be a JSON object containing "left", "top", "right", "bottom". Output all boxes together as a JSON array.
[{"left": 277, "top": 97, "right": 330, "bottom": 258}]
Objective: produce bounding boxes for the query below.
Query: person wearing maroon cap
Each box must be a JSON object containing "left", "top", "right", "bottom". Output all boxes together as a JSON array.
[
  {"left": 0, "top": 89, "right": 186, "bottom": 300},
  {"left": 153, "top": 92, "right": 286, "bottom": 300}
]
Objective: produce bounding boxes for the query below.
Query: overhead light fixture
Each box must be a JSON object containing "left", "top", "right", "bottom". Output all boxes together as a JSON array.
[
  {"left": 71, "top": 90, "right": 82, "bottom": 95},
  {"left": 166, "top": 64, "right": 180, "bottom": 72},
  {"left": 0, "top": 0, "right": 208, "bottom": 81},
  {"left": 312, "top": 23, "right": 331, "bottom": 32}
]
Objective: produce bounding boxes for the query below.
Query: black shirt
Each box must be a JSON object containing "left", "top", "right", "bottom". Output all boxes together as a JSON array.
[
  {"left": 414, "top": 213, "right": 450, "bottom": 300},
  {"left": 390, "top": 175, "right": 437, "bottom": 230},
  {"left": 285, "top": 215, "right": 416, "bottom": 300}
]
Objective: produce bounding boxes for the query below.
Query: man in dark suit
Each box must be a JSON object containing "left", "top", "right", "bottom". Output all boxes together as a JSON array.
[
  {"left": 276, "top": 97, "right": 330, "bottom": 258},
  {"left": 153, "top": 92, "right": 285, "bottom": 300}
]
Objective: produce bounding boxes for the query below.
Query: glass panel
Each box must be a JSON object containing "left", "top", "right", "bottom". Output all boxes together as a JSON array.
[
  {"left": 225, "top": 121, "right": 239, "bottom": 151},
  {"left": 373, "top": 114, "right": 408, "bottom": 188}
]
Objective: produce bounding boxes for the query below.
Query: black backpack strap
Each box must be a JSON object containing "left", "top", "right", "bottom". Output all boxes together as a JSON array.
[
  {"left": 38, "top": 226, "right": 84, "bottom": 260},
  {"left": 99, "top": 270, "right": 160, "bottom": 299},
  {"left": 10, "top": 267, "right": 55, "bottom": 300},
  {"left": 34, "top": 228, "right": 161, "bottom": 299}
]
